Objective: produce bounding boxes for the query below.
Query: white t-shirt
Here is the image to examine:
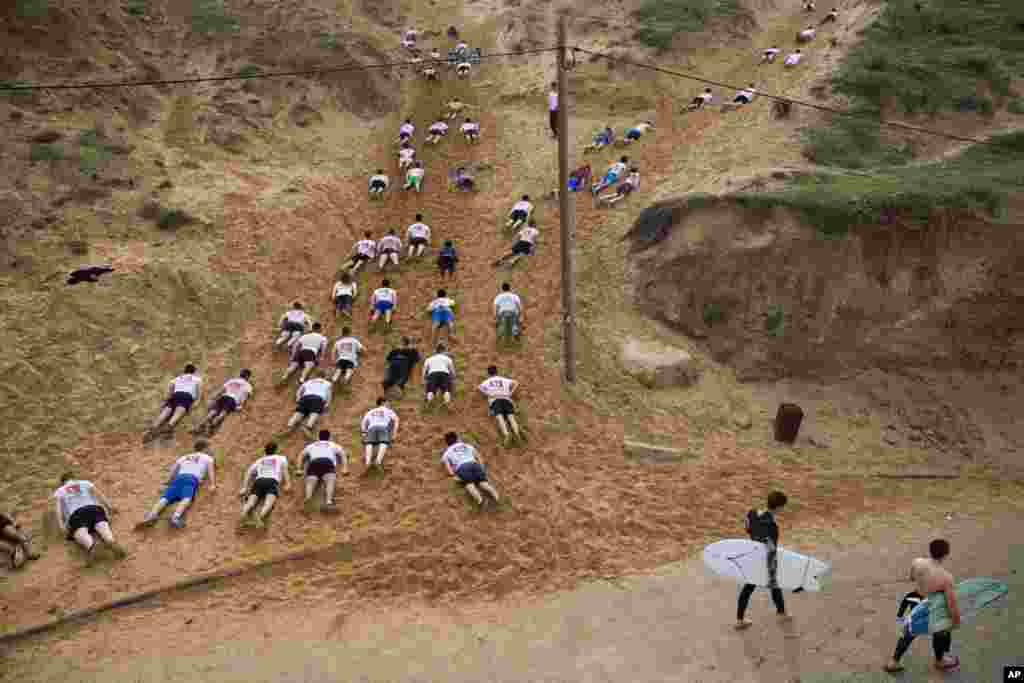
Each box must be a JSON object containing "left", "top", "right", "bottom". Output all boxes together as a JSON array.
[
  {"left": 698, "top": 92, "right": 714, "bottom": 103},
  {"left": 362, "top": 406, "right": 398, "bottom": 431},
  {"left": 174, "top": 452, "right": 214, "bottom": 481},
  {"left": 461, "top": 122, "right": 479, "bottom": 133},
  {"left": 283, "top": 309, "right": 309, "bottom": 325},
  {"left": 372, "top": 288, "right": 397, "bottom": 306},
  {"left": 764, "top": 48, "right": 780, "bottom": 57},
  {"left": 634, "top": 122, "right": 653, "bottom": 134},
  {"left": 171, "top": 373, "right": 203, "bottom": 399},
  {"left": 302, "top": 440, "right": 345, "bottom": 466},
  {"left": 738, "top": 88, "right": 757, "bottom": 101},
  {"left": 457, "top": 61, "right": 471, "bottom": 71},
  {"left": 479, "top": 376, "right": 516, "bottom": 403},
  {"left": 785, "top": 52, "right": 803, "bottom": 66},
  {"left": 379, "top": 235, "right": 402, "bottom": 252},
  {"left": 399, "top": 148, "right": 416, "bottom": 162},
  {"left": 407, "top": 167, "right": 424, "bottom": 178},
  {"left": 369, "top": 174, "right": 389, "bottom": 187},
  {"left": 399, "top": 123, "right": 415, "bottom": 136},
  {"left": 333, "top": 281, "right": 357, "bottom": 299},
  {"left": 407, "top": 222, "right": 431, "bottom": 241},
  {"left": 512, "top": 200, "right": 533, "bottom": 214},
  {"left": 429, "top": 296, "right": 455, "bottom": 312},
  {"left": 493, "top": 292, "right": 522, "bottom": 314},
  {"left": 548, "top": 91, "right": 558, "bottom": 111},
  {"left": 608, "top": 161, "right": 627, "bottom": 177},
  {"left": 423, "top": 353, "right": 455, "bottom": 378},
  {"left": 441, "top": 442, "right": 478, "bottom": 469},
  {"left": 623, "top": 172, "right": 641, "bottom": 188},
  {"left": 355, "top": 239, "right": 377, "bottom": 257},
  {"left": 297, "top": 332, "right": 328, "bottom": 353},
  {"left": 429, "top": 122, "right": 449, "bottom": 134},
  {"left": 249, "top": 455, "right": 288, "bottom": 483},
  {"left": 333, "top": 336, "right": 364, "bottom": 366},
  {"left": 297, "top": 378, "right": 332, "bottom": 403},
  {"left": 800, "top": 28, "right": 815, "bottom": 39},
  {"left": 517, "top": 226, "right": 539, "bottom": 244},
  {"left": 53, "top": 480, "right": 100, "bottom": 519},
  {"left": 222, "top": 377, "right": 253, "bottom": 405}
]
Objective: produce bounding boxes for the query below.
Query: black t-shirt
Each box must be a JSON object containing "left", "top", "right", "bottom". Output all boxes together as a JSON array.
[
  {"left": 746, "top": 509, "right": 779, "bottom": 544},
  {"left": 387, "top": 348, "right": 421, "bottom": 371}
]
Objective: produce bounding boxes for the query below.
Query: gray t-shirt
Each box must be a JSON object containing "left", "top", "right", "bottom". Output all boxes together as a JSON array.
[{"left": 53, "top": 480, "right": 100, "bottom": 522}]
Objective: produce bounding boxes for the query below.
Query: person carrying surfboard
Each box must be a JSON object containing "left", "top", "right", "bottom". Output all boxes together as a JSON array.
[
  {"left": 735, "top": 491, "right": 790, "bottom": 630},
  {"left": 884, "top": 539, "right": 961, "bottom": 673}
]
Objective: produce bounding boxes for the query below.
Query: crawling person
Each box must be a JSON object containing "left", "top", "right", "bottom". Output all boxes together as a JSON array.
[
  {"left": 797, "top": 25, "right": 816, "bottom": 43},
  {"left": 404, "top": 161, "right": 425, "bottom": 192},
  {"left": 425, "top": 118, "right": 449, "bottom": 145},
  {"left": 345, "top": 232, "right": 377, "bottom": 275},
  {"left": 286, "top": 373, "right": 333, "bottom": 437},
  {"left": 492, "top": 282, "right": 524, "bottom": 340},
  {"left": 423, "top": 342, "right": 456, "bottom": 408},
  {"left": 461, "top": 117, "right": 480, "bottom": 144},
  {"left": 146, "top": 364, "right": 203, "bottom": 440},
  {"left": 300, "top": 430, "right": 348, "bottom": 513},
  {"left": 0, "top": 510, "right": 40, "bottom": 570},
  {"left": 361, "top": 397, "right": 400, "bottom": 469},
  {"left": 583, "top": 126, "right": 615, "bottom": 153},
  {"left": 724, "top": 83, "right": 758, "bottom": 111},
  {"left": 591, "top": 156, "right": 629, "bottom": 195},
  {"left": 397, "top": 118, "right": 415, "bottom": 144},
  {"left": 193, "top": 369, "right": 254, "bottom": 436},
  {"left": 331, "top": 327, "right": 364, "bottom": 386},
  {"left": 377, "top": 228, "right": 403, "bottom": 271},
  {"left": 821, "top": 7, "right": 838, "bottom": 24},
  {"left": 437, "top": 240, "right": 458, "bottom": 279},
  {"left": 398, "top": 142, "right": 416, "bottom": 171},
  {"left": 382, "top": 337, "right": 421, "bottom": 397},
  {"left": 453, "top": 166, "right": 475, "bottom": 192},
  {"left": 456, "top": 60, "right": 472, "bottom": 78},
  {"left": 239, "top": 443, "right": 290, "bottom": 529},
  {"left": 368, "top": 169, "right": 390, "bottom": 198},
  {"left": 445, "top": 97, "right": 467, "bottom": 120},
  {"left": 137, "top": 441, "right": 216, "bottom": 530},
  {"left": 53, "top": 473, "right": 127, "bottom": 565},
  {"left": 332, "top": 272, "right": 358, "bottom": 319},
  {"left": 370, "top": 279, "right": 398, "bottom": 330},
  {"left": 784, "top": 49, "right": 804, "bottom": 67},
  {"left": 494, "top": 222, "right": 539, "bottom": 268},
  {"left": 619, "top": 121, "right": 654, "bottom": 146},
  {"left": 598, "top": 167, "right": 640, "bottom": 206},
  {"left": 760, "top": 46, "right": 781, "bottom": 64},
  {"left": 505, "top": 194, "right": 534, "bottom": 230},
  {"left": 479, "top": 365, "right": 522, "bottom": 443},
  {"left": 567, "top": 163, "right": 591, "bottom": 192},
  {"left": 427, "top": 289, "right": 457, "bottom": 344},
  {"left": 406, "top": 214, "right": 431, "bottom": 258},
  {"left": 686, "top": 88, "right": 714, "bottom": 110},
  {"left": 275, "top": 302, "right": 312, "bottom": 349},
  {"left": 281, "top": 322, "right": 328, "bottom": 385},
  {"left": 440, "top": 432, "right": 500, "bottom": 508}
]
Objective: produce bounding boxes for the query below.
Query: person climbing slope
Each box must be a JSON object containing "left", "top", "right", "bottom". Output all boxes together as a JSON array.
[
  {"left": 137, "top": 441, "right": 216, "bottom": 530},
  {"left": 361, "top": 397, "right": 400, "bottom": 469},
  {"left": 53, "top": 474, "right": 127, "bottom": 565},
  {"left": 406, "top": 214, "right": 431, "bottom": 258},
  {"left": 382, "top": 337, "right": 421, "bottom": 397},
  {"left": 370, "top": 279, "right": 398, "bottom": 330},
  {"left": 591, "top": 157, "right": 628, "bottom": 194},
  {"left": 441, "top": 432, "right": 500, "bottom": 508},
  {"left": 427, "top": 288, "right": 457, "bottom": 344},
  {"left": 145, "top": 364, "right": 203, "bottom": 441},
  {"left": 404, "top": 161, "right": 425, "bottom": 192},
  {"left": 369, "top": 169, "right": 390, "bottom": 198},
  {"left": 332, "top": 272, "right": 358, "bottom": 319},
  {"left": 437, "top": 240, "right": 458, "bottom": 279},
  {"left": 506, "top": 195, "right": 534, "bottom": 230},
  {"left": 494, "top": 222, "right": 539, "bottom": 269},
  {"left": 281, "top": 322, "right": 328, "bottom": 385},
  {"left": 377, "top": 229, "right": 403, "bottom": 272},
  {"left": 193, "top": 369, "right": 254, "bottom": 436},
  {"left": 331, "top": 326, "right": 364, "bottom": 386},
  {"left": 239, "top": 443, "right": 290, "bottom": 529},
  {"left": 423, "top": 342, "right": 456, "bottom": 409},
  {"left": 345, "top": 232, "right": 377, "bottom": 275},
  {"left": 286, "top": 373, "right": 333, "bottom": 437},
  {"left": 479, "top": 365, "right": 522, "bottom": 444},
  {"left": 300, "top": 430, "right": 348, "bottom": 513}
]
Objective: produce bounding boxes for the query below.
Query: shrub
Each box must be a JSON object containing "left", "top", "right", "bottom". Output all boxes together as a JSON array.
[
  {"left": 702, "top": 302, "right": 724, "bottom": 325},
  {"left": 634, "top": 0, "right": 741, "bottom": 49},
  {"left": 15, "top": 0, "right": 48, "bottom": 17},
  {"left": 236, "top": 64, "right": 261, "bottom": 78},
  {"left": 318, "top": 32, "right": 338, "bottom": 49},
  {"left": 123, "top": 0, "right": 146, "bottom": 15},
  {"left": 157, "top": 208, "right": 195, "bottom": 230},
  {"left": 190, "top": 0, "right": 239, "bottom": 34},
  {"left": 30, "top": 143, "right": 64, "bottom": 162},
  {"left": 1009, "top": 99, "right": 1024, "bottom": 115},
  {"left": 765, "top": 305, "right": 784, "bottom": 336},
  {"left": 800, "top": 116, "right": 912, "bottom": 169},
  {"left": 78, "top": 128, "right": 114, "bottom": 175}
]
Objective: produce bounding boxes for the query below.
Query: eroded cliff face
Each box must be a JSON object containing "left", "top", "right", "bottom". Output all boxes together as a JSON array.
[{"left": 626, "top": 197, "right": 1024, "bottom": 382}]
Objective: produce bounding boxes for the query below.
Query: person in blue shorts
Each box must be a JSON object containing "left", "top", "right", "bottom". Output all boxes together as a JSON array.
[
  {"left": 138, "top": 441, "right": 217, "bottom": 530},
  {"left": 427, "top": 289, "right": 457, "bottom": 344}
]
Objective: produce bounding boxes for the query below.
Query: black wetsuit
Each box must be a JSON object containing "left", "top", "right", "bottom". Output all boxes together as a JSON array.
[{"left": 737, "top": 509, "right": 786, "bottom": 620}]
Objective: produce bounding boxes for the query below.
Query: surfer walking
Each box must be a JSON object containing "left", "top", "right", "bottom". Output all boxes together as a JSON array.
[
  {"left": 735, "top": 491, "right": 790, "bottom": 630},
  {"left": 884, "top": 539, "right": 961, "bottom": 673}
]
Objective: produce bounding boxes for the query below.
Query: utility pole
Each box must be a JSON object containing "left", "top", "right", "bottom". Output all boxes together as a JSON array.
[{"left": 556, "top": 12, "right": 576, "bottom": 383}]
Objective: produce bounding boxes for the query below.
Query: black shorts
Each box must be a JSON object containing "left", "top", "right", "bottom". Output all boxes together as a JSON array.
[
  {"left": 489, "top": 398, "right": 516, "bottom": 416},
  {"left": 168, "top": 391, "right": 195, "bottom": 412},
  {"left": 509, "top": 209, "right": 527, "bottom": 222},
  {"left": 250, "top": 477, "right": 280, "bottom": 498},
  {"left": 282, "top": 321, "right": 305, "bottom": 333},
  {"left": 438, "top": 256, "right": 456, "bottom": 273},
  {"left": 618, "top": 182, "right": 635, "bottom": 196},
  {"left": 370, "top": 180, "right": 387, "bottom": 191},
  {"left": 335, "top": 358, "right": 355, "bottom": 371},
  {"left": 216, "top": 395, "right": 239, "bottom": 414},
  {"left": 512, "top": 240, "right": 533, "bottom": 256},
  {"left": 297, "top": 395, "right": 326, "bottom": 416},
  {"left": 296, "top": 348, "right": 318, "bottom": 365},
  {"left": 353, "top": 253, "right": 371, "bottom": 263},
  {"left": 410, "top": 237, "right": 428, "bottom": 247},
  {"left": 425, "top": 371, "right": 452, "bottom": 393},
  {"left": 306, "top": 458, "right": 336, "bottom": 478},
  {"left": 455, "top": 462, "right": 487, "bottom": 484},
  {"left": 734, "top": 95, "right": 751, "bottom": 104},
  {"left": 626, "top": 130, "right": 641, "bottom": 140},
  {"left": 334, "top": 294, "right": 353, "bottom": 309},
  {"left": 67, "top": 505, "right": 108, "bottom": 537},
  {"left": 383, "top": 363, "right": 411, "bottom": 389}
]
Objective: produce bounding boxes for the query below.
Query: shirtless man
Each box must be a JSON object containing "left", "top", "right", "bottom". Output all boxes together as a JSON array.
[
  {"left": 53, "top": 474, "right": 127, "bottom": 565},
  {"left": 423, "top": 342, "right": 456, "bottom": 408},
  {"left": 361, "top": 397, "right": 400, "bottom": 469},
  {"left": 287, "top": 373, "right": 333, "bottom": 436},
  {"left": 406, "top": 214, "right": 431, "bottom": 258},
  {"left": 281, "top": 322, "right": 328, "bottom": 384},
  {"left": 192, "top": 369, "right": 254, "bottom": 436},
  {"left": 275, "top": 302, "right": 311, "bottom": 349},
  {"left": 300, "top": 430, "right": 348, "bottom": 512},
  {"left": 146, "top": 364, "right": 203, "bottom": 440},
  {"left": 377, "top": 229, "right": 402, "bottom": 271},
  {"left": 239, "top": 444, "right": 290, "bottom": 529},
  {"left": 138, "top": 441, "right": 216, "bottom": 529},
  {"left": 884, "top": 539, "right": 961, "bottom": 673},
  {"left": 479, "top": 365, "right": 522, "bottom": 444}
]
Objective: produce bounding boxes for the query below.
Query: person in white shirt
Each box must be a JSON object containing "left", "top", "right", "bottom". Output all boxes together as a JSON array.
[
  {"left": 440, "top": 432, "right": 499, "bottom": 507},
  {"left": 548, "top": 82, "right": 559, "bottom": 138},
  {"left": 406, "top": 214, "right": 431, "bottom": 258},
  {"left": 193, "top": 369, "right": 254, "bottom": 436},
  {"left": 368, "top": 169, "right": 390, "bottom": 198},
  {"left": 731, "top": 83, "right": 758, "bottom": 106},
  {"left": 404, "top": 161, "right": 425, "bottom": 192},
  {"left": 370, "top": 279, "right": 398, "bottom": 329},
  {"left": 686, "top": 88, "right": 715, "bottom": 111},
  {"left": 361, "top": 397, "right": 400, "bottom": 468},
  {"left": 428, "top": 289, "right": 457, "bottom": 344},
  {"left": 592, "top": 156, "right": 629, "bottom": 194},
  {"left": 138, "top": 441, "right": 217, "bottom": 529},
  {"left": 621, "top": 121, "right": 654, "bottom": 145},
  {"left": 332, "top": 272, "right": 358, "bottom": 319},
  {"left": 423, "top": 342, "right": 456, "bottom": 407},
  {"left": 598, "top": 167, "right": 641, "bottom": 206},
  {"left": 456, "top": 61, "right": 472, "bottom": 78},
  {"left": 275, "top": 301, "right": 312, "bottom": 349},
  {"left": 53, "top": 474, "right": 126, "bottom": 564},
  {"left": 798, "top": 26, "right": 816, "bottom": 43},
  {"left": 492, "top": 282, "right": 524, "bottom": 339},
  {"left": 506, "top": 194, "right": 534, "bottom": 230},
  {"left": 239, "top": 443, "right": 290, "bottom": 529},
  {"left": 397, "top": 118, "right": 415, "bottom": 144},
  {"left": 301, "top": 430, "right": 348, "bottom": 512},
  {"left": 282, "top": 322, "right": 328, "bottom": 385},
  {"left": 445, "top": 97, "right": 467, "bottom": 120},
  {"left": 331, "top": 326, "right": 364, "bottom": 385},
  {"left": 494, "top": 222, "right": 539, "bottom": 268},
  {"left": 426, "top": 118, "right": 449, "bottom": 145},
  {"left": 784, "top": 49, "right": 804, "bottom": 67},
  {"left": 377, "top": 228, "right": 403, "bottom": 271},
  {"left": 479, "top": 365, "right": 522, "bottom": 443},
  {"left": 287, "top": 374, "right": 333, "bottom": 435},
  {"left": 398, "top": 142, "right": 416, "bottom": 171},
  {"left": 461, "top": 117, "right": 480, "bottom": 144},
  {"left": 345, "top": 231, "right": 377, "bottom": 275},
  {"left": 401, "top": 29, "right": 418, "bottom": 49},
  {"left": 760, "top": 46, "right": 781, "bottom": 64},
  {"left": 453, "top": 166, "right": 475, "bottom": 192},
  {"left": 147, "top": 364, "right": 203, "bottom": 439}
]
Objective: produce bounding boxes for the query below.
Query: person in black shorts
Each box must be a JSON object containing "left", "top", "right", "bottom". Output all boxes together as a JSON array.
[
  {"left": 437, "top": 240, "right": 458, "bottom": 279},
  {"left": 301, "top": 430, "right": 348, "bottom": 512},
  {"left": 382, "top": 337, "right": 422, "bottom": 396},
  {"left": 736, "top": 491, "right": 790, "bottom": 629},
  {"left": 53, "top": 474, "right": 127, "bottom": 565},
  {"left": 1, "top": 510, "right": 40, "bottom": 569},
  {"left": 239, "top": 443, "right": 291, "bottom": 528}
]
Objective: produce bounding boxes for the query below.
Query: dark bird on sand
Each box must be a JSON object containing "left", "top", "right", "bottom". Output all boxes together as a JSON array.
[{"left": 67, "top": 265, "right": 114, "bottom": 285}]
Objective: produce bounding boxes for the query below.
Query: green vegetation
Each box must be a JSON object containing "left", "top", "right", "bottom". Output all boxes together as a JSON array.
[
  {"left": 765, "top": 305, "right": 784, "bottom": 336},
  {"left": 634, "top": 0, "right": 741, "bottom": 49},
  {"left": 318, "top": 31, "right": 339, "bottom": 49},
  {"left": 30, "top": 143, "right": 64, "bottom": 162},
  {"left": 801, "top": 115, "right": 913, "bottom": 169},
  {"left": 236, "top": 64, "right": 261, "bottom": 78},
  {"left": 702, "top": 302, "right": 724, "bottom": 325},
  {"left": 1007, "top": 98, "right": 1024, "bottom": 115},
  {"left": 123, "top": 0, "right": 146, "bottom": 16},
  {"left": 0, "top": 80, "right": 30, "bottom": 91},
  {"left": 15, "top": 0, "right": 48, "bottom": 17},
  {"left": 78, "top": 128, "right": 114, "bottom": 175},
  {"left": 190, "top": 0, "right": 239, "bottom": 34},
  {"left": 157, "top": 208, "right": 195, "bottom": 230}
]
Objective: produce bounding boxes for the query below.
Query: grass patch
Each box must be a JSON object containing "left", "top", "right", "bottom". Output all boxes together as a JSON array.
[
  {"left": 1007, "top": 98, "right": 1024, "bottom": 115},
  {"left": 78, "top": 128, "right": 115, "bottom": 175},
  {"left": 318, "top": 32, "right": 339, "bottom": 49},
  {"left": 236, "top": 64, "right": 261, "bottom": 78},
  {"left": 157, "top": 208, "right": 195, "bottom": 230},
  {"left": 190, "top": 0, "right": 239, "bottom": 34},
  {"left": 15, "top": 0, "right": 48, "bottom": 17},
  {"left": 702, "top": 302, "right": 723, "bottom": 325},
  {"left": 765, "top": 304, "right": 784, "bottom": 336},
  {"left": 801, "top": 115, "right": 913, "bottom": 169},
  {"left": 122, "top": 0, "right": 146, "bottom": 15},
  {"left": 634, "top": 0, "right": 741, "bottom": 49},
  {"left": 30, "top": 143, "right": 64, "bottom": 162},
  {"left": 0, "top": 80, "right": 31, "bottom": 91}
]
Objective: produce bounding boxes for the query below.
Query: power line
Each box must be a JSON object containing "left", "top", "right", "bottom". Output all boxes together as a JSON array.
[
  {"left": 0, "top": 46, "right": 560, "bottom": 92},
  {"left": 572, "top": 47, "right": 1004, "bottom": 147}
]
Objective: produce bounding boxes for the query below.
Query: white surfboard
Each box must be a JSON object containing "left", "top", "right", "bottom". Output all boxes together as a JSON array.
[{"left": 702, "top": 539, "right": 831, "bottom": 592}]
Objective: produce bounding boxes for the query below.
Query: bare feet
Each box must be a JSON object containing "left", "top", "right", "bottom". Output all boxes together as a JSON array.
[{"left": 734, "top": 619, "right": 752, "bottom": 630}]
